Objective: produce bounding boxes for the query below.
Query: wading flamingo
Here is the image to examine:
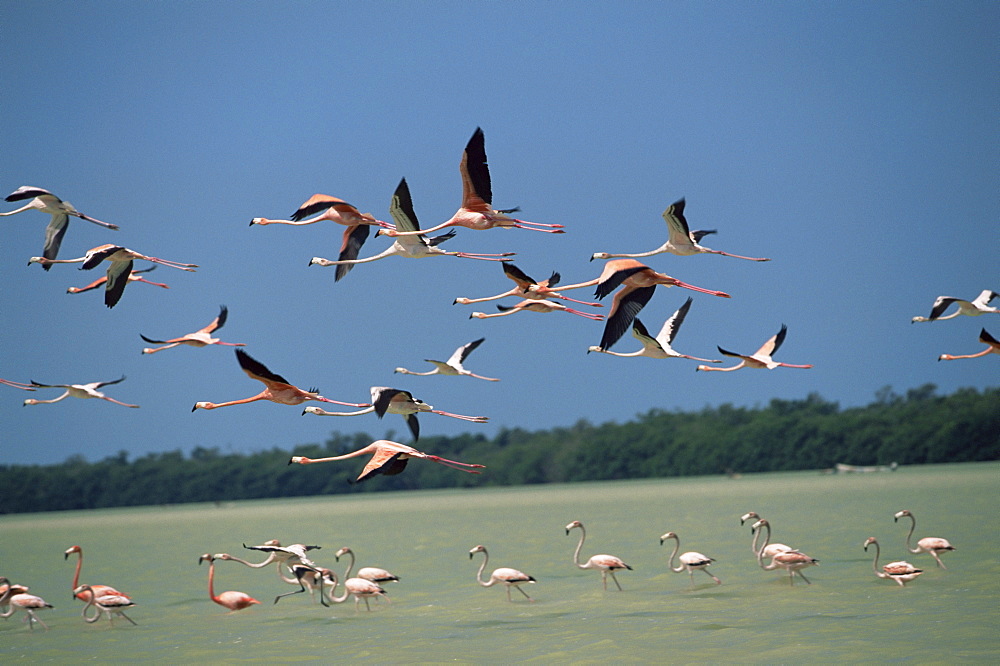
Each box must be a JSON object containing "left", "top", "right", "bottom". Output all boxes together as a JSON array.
[
  {"left": 893, "top": 510, "right": 955, "bottom": 569},
  {"left": 453, "top": 263, "right": 602, "bottom": 307},
  {"left": 469, "top": 545, "right": 536, "bottom": 602},
  {"left": 0, "top": 579, "right": 30, "bottom": 608},
  {"left": 198, "top": 554, "right": 261, "bottom": 611},
  {"left": 939, "top": 328, "right": 1000, "bottom": 361},
  {"left": 309, "top": 178, "right": 514, "bottom": 272},
  {"left": 302, "top": 386, "right": 487, "bottom": 442},
  {"left": 740, "top": 512, "right": 793, "bottom": 559},
  {"left": 192, "top": 348, "right": 369, "bottom": 412},
  {"left": 67, "top": 265, "right": 169, "bottom": 294},
  {"left": 591, "top": 198, "right": 769, "bottom": 262},
  {"left": 587, "top": 298, "right": 721, "bottom": 362},
  {"left": 911, "top": 290, "right": 998, "bottom": 323},
  {"left": 752, "top": 519, "right": 818, "bottom": 585},
  {"left": 272, "top": 563, "right": 335, "bottom": 604},
  {"left": 73, "top": 585, "right": 137, "bottom": 626},
  {"left": 565, "top": 520, "right": 632, "bottom": 591},
  {"left": 863, "top": 538, "right": 923, "bottom": 587},
  {"left": 470, "top": 298, "right": 605, "bottom": 321},
  {"left": 65, "top": 545, "right": 130, "bottom": 602},
  {"left": 381, "top": 128, "right": 563, "bottom": 236},
  {"left": 335, "top": 547, "right": 400, "bottom": 585},
  {"left": 25, "top": 376, "right": 139, "bottom": 408},
  {"left": 659, "top": 532, "right": 721, "bottom": 586},
  {"left": 252, "top": 194, "right": 392, "bottom": 281},
  {"left": 28, "top": 244, "right": 197, "bottom": 308},
  {"left": 394, "top": 338, "right": 500, "bottom": 381},
  {"left": 141, "top": 305, "right": 245, "bottom": 354},
  {"left": 0, "top": 379, "right": 35, "bottom": 390},
  {"left": 3, "top": 185, "right": 118, "bottom": 269},
  {"left": 289, "top": 439, "right": 485, "bottom": 483},
  {"left": 696, "top": 324, "right": 812, "bottom": 372},
  {"left": 318, "top": 568, "right": 390, "bottom": 611},
  {"left": 557, "top": 259, "right": 730, "bottom": 350},
  {"left": 0, "top": 577, "right": 52, "bottom": 631}
]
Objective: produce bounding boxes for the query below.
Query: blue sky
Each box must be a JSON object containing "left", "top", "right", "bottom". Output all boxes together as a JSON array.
[{"left": 2, "top": 2, "right": 996, "bottom": 466}]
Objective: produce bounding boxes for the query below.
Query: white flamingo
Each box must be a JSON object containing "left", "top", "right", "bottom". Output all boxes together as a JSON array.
[
  {"left": 469, "top": 544, "right": 536, "bottom": 602},
  {"left": 453, "top": 263, "right": 601, "bottom": 307},
  {"left": 470, "top": 298, "right": 605, "bottom": 321},
  {"left": 911, "top": 290, "right": 998, "bottom": 322},
  {"left": 863, "top": 538, "right": 923, "bottom": 587},
  {"left": 587, "top": 298, "right": 721, "bottom": 362},
  {"left": 73, "top": 584, "right": 137, "bottom": 625},
  {"left": 696, "top": 325, "right": 813, "bottom": 372},
  {"left": 659, "top": 532, "right": 721, "bottom": 586},
  {"left": 565, "top": 520, "right": 632, "bottom": 591},
  {"left": 335, "top": 547, "right": 400, "bottom": 585},
  {"left": 0, "top": 577, "right": 53, "bottom": 631},
  {"left": 317, "top": 568, "right": 390, "bottom": 611},
  {"left": 740, "top": 512, "right": 793, "bottom": 559},
  {"left": 893, "top": 510, "right": 955, "bottom": 569},
  {"left": 24, "top": 376, "right": 139, "bottom": 408},
  {"left": 752, "top": 519, "right": 818, "bottom": 585},
  {"left": 394, "top": 338, "right": 500, "bottom": 381}
]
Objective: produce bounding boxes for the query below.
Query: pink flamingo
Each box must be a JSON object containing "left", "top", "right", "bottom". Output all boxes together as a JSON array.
[
  {"left": 0, "top": 577, "right": 52, "bottom": 631},
  {"left": 863, "top": 538, "right": 923, "bottom": 587},
  {"left": 198, "top": 554, "right": 261, "bottom": 611},
  {"left": 453, "top": 263, "right": 602, "bottom": 307},
  {"left": 469, "top": 544, "right": 536, "bottom": 602},
  {"left": 752, "top": 519, "right": 819, "bottom": 585},
  {"left": 318, "top": 568, "right": 390, "bottom": 611},
  {"left": 25, "top": 376, "right": 139, "bottom": 408},
  {"left": 67, "top": 266, "right": 169, "bottom": 294},
  {"left": 289, "top": 439, "right": 485, "bottom": 483},
  {"left": 938, "top": 328, "right": 1000, "bottom": 361},
  {"left": 470, "top": 298, "right": 604, "bottom": 321},
  {"left": 740, "top": 512, "right": 793, "bottom": 559},
  {"left": 565, "top": 520, "right": 632, "bottom": 591},
  {"left": 335, "top": 547, "right": 400, "bottom": 585},
  {"left": 141, "top": 305, "right": 245, "bottom": 354},
  {"left": 659, "top": 532, "right": 721, "bottom": 586},
  {"left": 893, "top": 510, "right": 955, "bottom": 569},
  {"left": 696, "top": 324, "right": 812, "bottom": 372},
  {"left": 73, "top": 585, "right": 137, "bottom": 626},
  {"left": 65, "top": 545, "right": 130, "bottom": 602}
]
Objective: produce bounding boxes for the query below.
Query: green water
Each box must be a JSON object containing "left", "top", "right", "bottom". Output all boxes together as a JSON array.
[{"left": 2, "top": 463, "right": 998, "bottom": 662}]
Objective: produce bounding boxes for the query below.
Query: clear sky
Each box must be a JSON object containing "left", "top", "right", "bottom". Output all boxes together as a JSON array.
[{"left": 2, "top": 2, "right": 996, "bottom": 466}]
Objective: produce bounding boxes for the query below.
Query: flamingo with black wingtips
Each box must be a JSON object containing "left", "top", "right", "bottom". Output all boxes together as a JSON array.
[
  {"left": 67, "top": 265, "right": 170, "bottom": 294},
  {"left": 938, "top": 328, "right": 1000, "bottom": 361},
  {"left": 394, "top": 338, "right": 500, "bottom": 381},
  {"left": 24, "top": 376, "right": 139, "bottom": 408},
  {"left": 141, "top": 305, "right": 245, "bottom": 354},
  {"left": 289, "top": 439, "right": 485, "bottom": 483},
  {"left": 911, "top": 290, "right": 998, "bottom": 322},
  {"left": 587, "top": 297, "right": 721, "bottom": 362},
  {"left": 696, "top": 325, "right": 812, "bottom": 372},
  {"left": 453, "top": 263, "right": 601, "bottom": 307}
]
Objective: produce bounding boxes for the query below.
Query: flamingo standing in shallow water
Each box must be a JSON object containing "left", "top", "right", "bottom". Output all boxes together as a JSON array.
[
  {"left": 381, "top": 128, "right": 563, "bottom": 237},
  {"left": 28, "top": 244, "right": 197, "bottom": 308},
  {"left": 453, "top": 263, "right": 602, "bottom": 307},
  {"left": 73, "top": 585, "right": 137, "bottom": 625},
  {"left": 303, "top": 386, "right": 487, "bottom": 442},
  {"left": 863, "top": 537, "right": 923, "bottom": 586},
  {"left": 565, "top": 520, "right": 632, "bottom": 591},
  {"left": 938, "top": 328, "right": 1000, "bottom": 361},
  {"left": 469, "top": 545, "right": 536, "bottom": 602},
  {"left": 740, "top": 512, "right": 793, "bottom": 559},
  {"left": 394, "top": 338, "right": 500, "bottom": 381},
  {"left": 67, "top": 265, "right": 169, "bottom": 294},
  {"left": 65, "top": 545, "right": 130, "bottom": 602},
  {"left": 289, "top": 439, "right": 485, "bottom": 483},
  {"left": 25, "top": 376, "right": 139, "bottom": 408},
  {"left": 335, "top": 547, "right": 400, "bottom": 585},
  {"left": 590, "top": 198, "right": 769, "bottom": 262},
  {"left": 198, "top": 554, "right": 261, "bottom": 611},
  {"left": 251, "top": 194, "right": 392, "bottom": 281},
  {"left": 470, "top": 298, "right": 605, "bottom": 321},
  {"left": 309, "top": 178, "right": 514, "bottom": 272},
  {"left": 318, "top": 569, "right": 390, "bottom": 611},
  {"left": 2, "top": 185, "right": 119, "bottom": 268},
  {"left": 192, "top": 348, "right": 370, "bottom": 412},
  {"left": 911, "top": 290, "right": 998, "bottom": 322},
  {"left": 141, "top": 305, "right": 245, "bottom": 354},
  {"left": 0, "top": 577, "right": 52, "bottom": 631},
  {"left": 893, "top": 510, "right": 955, "bottom": 569},
  {"left": 696, "top": 325, "right": 812, "bottom": 372},
  {"left": 587, "top": 298, "right": 721, "bottom": 362},
  {"left": 659, "top": 532, "right": 721, "bottom": 586},
  {"left": 752, "top": 519, "right": 818, "bottom": 585}
]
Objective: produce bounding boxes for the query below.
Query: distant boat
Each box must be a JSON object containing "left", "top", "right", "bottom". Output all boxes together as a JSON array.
[{"left": 834, "top": 462, "right": 898, "bottom": 474}]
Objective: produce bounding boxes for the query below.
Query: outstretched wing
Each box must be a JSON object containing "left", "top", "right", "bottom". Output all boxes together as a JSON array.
[
  {"left": 235, "top": 349, "right": 292, "bottom": 386},
  {"left": 459, "top": 127, "right": 492, "bottom": 211}
]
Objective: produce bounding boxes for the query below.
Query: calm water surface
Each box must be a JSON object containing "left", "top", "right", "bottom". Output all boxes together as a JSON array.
[{"left": 2, "top": 462, "right": 998, "bottom": 662}]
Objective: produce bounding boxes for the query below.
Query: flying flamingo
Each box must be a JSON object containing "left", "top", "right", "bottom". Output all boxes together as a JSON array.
[
  {"left": 308, "top": 178, "right": 514, "bottom": 272},
  {"left": 938, "top": 328, "right": 1000, "bottom": 361},
  {"left": 317, "top": 568, "right": 390, "bottom": 611},
  {"left": 587, "top": 298, "right": 721, "bottom": 362},
  {"left": 893, "top": 509, "right": 955, "bottom": 569},
  {"left": 469, "top": 544, "right": 536, "bottom": 602},
  {"left": 192, "top": 348, "right": 370, "bottom": 412},
  {"left": 470, "top": 298, "right": 605, "bottom": 321},
  {"left": 141, "top": 305, "right": 245, "bottom": 354},
  {"left": 0, "top": 577, "right": 52, "bottom": 631},
  {"left": 696, "top": 324, "right": 812, "bottom": 372},
  {"left": 659, "top": 532, "right": 721, "bottom": 586},
  {"left": 67, "top": 265, "right": 170, "bottom": 294},
  {"left": 335, "top": 547, "right": 400, "bottom": 585},
  {"left": 911, "top": 290, "right": 998, "bottom": 322},
  {"left": 73, "top": 585, "right": 137, "bottom": 626},
  {"left": 289, "top": 439, "right": 485, "bottom": 483},
  {"left": 863, "top": 538, "right": 923, "bottom": 587},
  {"left": 0, "top": 378, "right": 35, "bottom": 390},
  {"left": 302, "top": 386, "right": 487, "bottom": 442},
  {"left": 218, "top": 541, "right": 322, "bottom": 585},
  {"left": 394, "top": 338, "right": 500, "bottom": 381},
  {"left": 272, "top": 563, "right": 336, "bottom": 605},
  {"left": 752, "top": 519, "right": 819, "bottom": 585},
  {"left": 24, "top": 376, "right": 139, "bottom": 408},
  {"left": 28, "top": 244, "right": 197, "bottom": 308},
  {"left": 65, "top": 545, "right": 130, "bottom": 602},
  {"left": 590, "top": 198, "right": 770, "bottom": 263},
  {"left": 198, "top": 554, "right": 261, "bottom": 611},
  {"left": 453, "top": 263, "right": 602, "bottom": 307},
  {"left": 740, "top": 512, "right": 793, "bottom": 559},
  {"left": 381, "top": 128, "right": 563, "bottom": 237},
  {"left": 2, "top": 185, "right": 119, "bottom": 269},
  {"left": 556, "top": 259, "right": 730, "bottom": 350},
  {"left": 251, "top": 194, "right": 392, "bottom": 281},
  {"left": 565, "top": 520, "right": 632, "bottom": 591}
]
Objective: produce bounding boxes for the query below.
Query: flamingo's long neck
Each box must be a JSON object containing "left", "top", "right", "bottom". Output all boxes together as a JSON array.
[
  {"left": 756, "top": 523, "right": 772, "bottom": 568},
  {"left": 572, "top": 528, "right": 587, "bottom": 569},
  {"left": 206, "top": 561, "right": 218, "bottom": 602},
  {"left": 868, "top": 541, "right": 887, "bottom": 579},
  {"left": 903, "top": 515, "right": 920, "bottom": 554},
  {"left": 341, "top": 551, "right": 355, "bottom": 581},
  {"left": 474, "top": 551, "right": 492, "bottom": 587},
  {"left": 665, "top": 537, "right": 683, "bottom": 573},
  {"left": 71, "top": 552, "right": 83, "bottom": 589}
]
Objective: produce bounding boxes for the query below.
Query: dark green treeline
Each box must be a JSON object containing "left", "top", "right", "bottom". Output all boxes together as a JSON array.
[{"left": 3, "top": 384, "right": 997, "bottom": 514}]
